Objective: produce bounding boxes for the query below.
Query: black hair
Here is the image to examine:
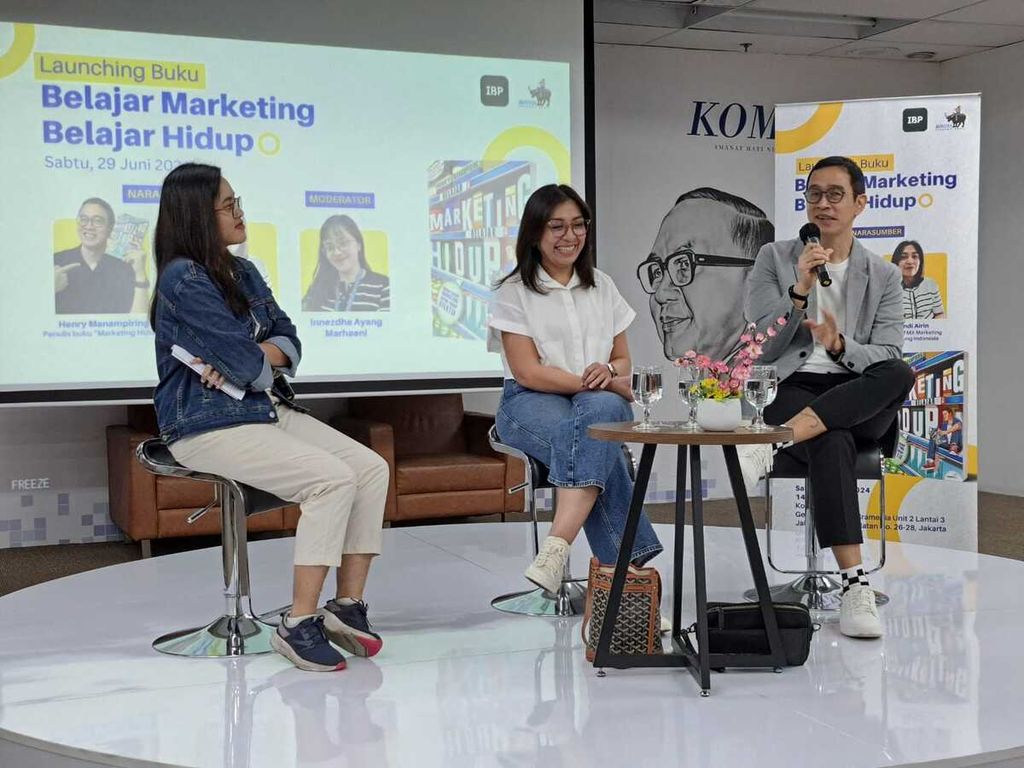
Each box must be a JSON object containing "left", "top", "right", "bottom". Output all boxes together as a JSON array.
[
  {"left": 808, "top": 155, "right": 866, "bottom": 196},
  {"left": 496, "top": 184, "right": 595, "bottom": 294},
  {"left": 149, "top": 163, "right": 248, "bottom": 329},
  {"left": 891, "top": 240, "right": 925, "bottom": 288},
  {"left": 78, "top": 197, "right": 115, "bottom": 230}
]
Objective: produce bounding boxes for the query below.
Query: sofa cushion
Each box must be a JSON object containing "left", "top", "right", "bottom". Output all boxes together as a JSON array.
[
  {"left": 395, "top": 453, "right": 505, "bottom": 495},
  {"left": 156, "top": 477, "right": 216, "bottom": 510}
]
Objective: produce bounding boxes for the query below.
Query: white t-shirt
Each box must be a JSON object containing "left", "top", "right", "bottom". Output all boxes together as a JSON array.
[
  {"left": 487, "top": 267, "right": 635, "bottom": 379},
  {"left": 799, "top": 258, "right": 850, "bottom": 374}
]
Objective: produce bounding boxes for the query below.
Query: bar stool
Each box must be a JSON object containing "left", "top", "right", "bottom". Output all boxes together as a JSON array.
[
  {"left": 136, "top": 438, "right": 291, "bottom": 657},
  {"left": 487, "top": 425, "right": 635, "bottom": 617},
  {"left": 744, "top": 440, "right": 889, "bottom": 610}
]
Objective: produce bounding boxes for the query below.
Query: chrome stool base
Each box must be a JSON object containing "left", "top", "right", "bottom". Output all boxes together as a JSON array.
[
  {"left": 491, "top": 581, "right": 586, "bottom": 617},
  {"left": 153, "top": 612, "right": 278, "bottom": 657},
  {"left": 743, "top": 574, "right": 889, "bottom": 611}
]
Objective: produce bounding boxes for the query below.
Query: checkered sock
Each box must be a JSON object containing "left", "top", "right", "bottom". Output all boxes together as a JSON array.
[{"left": 840, "top": 566, "right": 869, "bottom": 593}]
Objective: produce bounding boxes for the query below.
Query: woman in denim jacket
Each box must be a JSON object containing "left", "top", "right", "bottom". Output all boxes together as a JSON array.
[
  {"left": 150, "top": 163, "right": 389, "bottom": 672},
  {"left": 487, "top": 184, "right": 662, "bottom": 594}
]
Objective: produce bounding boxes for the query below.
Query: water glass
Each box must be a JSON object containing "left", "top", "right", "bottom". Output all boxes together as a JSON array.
[
  {"left": 677, "top": 362, "right": 703, "bottom": 431},
  {"left": 743, "top": 364, "right": 778, "bottom": 431},
  {"left": 631, "top": 365, "right": 663, "bottom": 431}
]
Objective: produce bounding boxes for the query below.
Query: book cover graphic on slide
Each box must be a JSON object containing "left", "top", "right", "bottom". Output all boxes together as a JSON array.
[
  {"left": 109, "top": 214, "right": 150, "bottom": 260},
  {"left": 429, "top": 160, "right": 534, "bottom": 340},
  {"left": 888, "top": 351, "right": 967, "bottom": 481}
]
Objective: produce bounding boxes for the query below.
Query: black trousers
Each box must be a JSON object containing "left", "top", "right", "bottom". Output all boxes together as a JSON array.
[{"left": 764, "top": 359, "right": 915, "bottom": 549}]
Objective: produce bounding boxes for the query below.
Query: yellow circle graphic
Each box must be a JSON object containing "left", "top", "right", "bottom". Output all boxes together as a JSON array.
[
  {"left": 775, "top": 103, "right": 844, "bottom": 155},
  {"left": 918, "top": 193, "right": 934, "bottom": 208},
  {"left": 483, "top": 126, "right": 570, "bottom": 183},
  {"left": 257, "top": 132, "right": 281, "bottom": 156},
  {"left": 0, "top": 23, "right": 35, "bottom": 80}
]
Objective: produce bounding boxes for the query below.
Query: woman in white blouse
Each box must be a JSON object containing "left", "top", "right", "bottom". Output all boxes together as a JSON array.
[{"left": 487, "top": 184, "right": 662, "bottom": 593}]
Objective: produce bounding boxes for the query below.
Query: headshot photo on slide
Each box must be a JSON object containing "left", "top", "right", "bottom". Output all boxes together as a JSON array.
[
  {"left": 300, "top": 215, "right": 390, "bottom": 312},
  {"left": 891, "top": 239, "right": 948, "bottom": 320},
  {"left": 53, "top": 197, "right": 151, "bottom": 315}
]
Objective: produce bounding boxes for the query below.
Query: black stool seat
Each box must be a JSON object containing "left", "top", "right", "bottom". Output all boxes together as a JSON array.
[
  {"left": 771, "top": 443, "right": 883, "bottom": 480},
  {"left": 528, "top": 457, "right": 552, "bottom": 489},
  {"left": 138, "top": 439, "right": 290, "bottom": 516}
]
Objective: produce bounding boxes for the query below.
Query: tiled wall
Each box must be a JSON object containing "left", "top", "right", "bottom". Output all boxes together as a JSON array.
[{"left": 0, "top": 488, "right": 122, "bottom": 548}]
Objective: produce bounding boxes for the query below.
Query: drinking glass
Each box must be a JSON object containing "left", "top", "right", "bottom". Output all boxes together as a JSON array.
[
  {"left": 677, "top": 362, "right": 703, "bottom": 431},
  {"left": 631, "top": 365, "right": 663, "bottom": 431},
  {"left": 743, "top": 364, "right": 778, "bottom": 431}
]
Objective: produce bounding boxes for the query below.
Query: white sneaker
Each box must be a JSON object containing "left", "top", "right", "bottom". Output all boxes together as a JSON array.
[
  {"left": 524, "top": 536, "right": 570, "bottom": 594},
  {"left": 736, "top": 443, "right": 774, "bottom": 491},
  {"left": 660, "top": 613, "right": 672, "bottom": 634},
  {"left": 839, "top": 584, "right": 883, "bottom": 639}
]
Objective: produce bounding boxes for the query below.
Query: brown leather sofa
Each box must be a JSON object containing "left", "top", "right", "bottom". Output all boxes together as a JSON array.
[
  {"left": 331, "top": 394, "right": 524, "bottom": 523},
  {"left": 106, "top": 406, "right": 301, "bottom": 555}
]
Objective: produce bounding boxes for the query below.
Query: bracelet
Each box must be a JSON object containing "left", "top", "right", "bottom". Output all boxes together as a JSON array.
[{"left": 606, "top": 362, "right": 617, "bottom": 377}]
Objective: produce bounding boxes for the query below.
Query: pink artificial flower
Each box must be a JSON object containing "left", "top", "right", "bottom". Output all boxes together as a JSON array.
[
  {"left": 696, "top": 355, "right": 711, "bottom": 369},
  {"left": 749, "top": 344, "right": 763, "bottom": 357},
  {"left": 755, "top": 333, "right": 766, "bottom": 343},
  {"left": 714, "top": 361, "right": 730, "bottom": 374},
  {"left": 684, "top": 350, "right": 697, "bottom": 360},
  {"left": 766, "top": 326, "right": 777, "bottom": 337},
  {"left": 776, "top": 316, "right": 787, "bottom": 327},
  {"left": 739, "top": 333, "right": 753, "bottom": 344}
]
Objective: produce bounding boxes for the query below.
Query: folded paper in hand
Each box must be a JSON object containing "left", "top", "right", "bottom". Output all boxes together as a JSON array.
[{"left": 171, "top": 344, "right": 245, "bottom": 400}]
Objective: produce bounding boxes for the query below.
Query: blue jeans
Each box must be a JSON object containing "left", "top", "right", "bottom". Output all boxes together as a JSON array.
[{"left": 495, "top": 379, "right": 663, "bottom": 566}]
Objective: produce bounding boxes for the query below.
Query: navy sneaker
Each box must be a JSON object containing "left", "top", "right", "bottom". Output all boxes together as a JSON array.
[
  {"left": 270, "top": 615, "right": 347, "bottom": 672},
  {"left": 318, "top": 599, "right": 383, "bottom": 658}
]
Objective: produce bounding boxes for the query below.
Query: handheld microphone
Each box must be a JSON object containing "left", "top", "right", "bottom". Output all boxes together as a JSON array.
[{"left": 799, "top": 223, "right": 832, "bottom": 287}]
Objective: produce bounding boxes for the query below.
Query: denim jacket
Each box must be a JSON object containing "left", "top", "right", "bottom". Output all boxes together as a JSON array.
[{"left": 153, "top": 256, "right": 305, "bottom": 444}]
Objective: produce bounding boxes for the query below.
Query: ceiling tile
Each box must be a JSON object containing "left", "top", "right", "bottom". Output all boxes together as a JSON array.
[
  {"left": 936, "top": 0, "right": 1024, "bottom": 25},
  {"left": 822, "top": 39, "right": 989, "bottom": 62},
  {"left": 652, "top": 27, "right": 843, "bottom": 55},
  {"left": 746, "top": 0, "right": 975, "bottom": 20},
  {"left": 869, "top": 19, "right": 1024, "bottom": 46},
  {"left": 594, "top": 23, "right": 681, "bottom": 45}
]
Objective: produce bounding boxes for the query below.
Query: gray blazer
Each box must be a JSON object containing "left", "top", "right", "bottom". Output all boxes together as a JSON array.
[{"left": 744, "top": 237, "right": 904, "bottom": 380}]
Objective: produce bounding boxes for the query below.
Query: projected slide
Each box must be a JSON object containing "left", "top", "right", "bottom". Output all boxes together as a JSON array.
[{"left": 0, "top": 21, "right": 573, "bottom": 390}]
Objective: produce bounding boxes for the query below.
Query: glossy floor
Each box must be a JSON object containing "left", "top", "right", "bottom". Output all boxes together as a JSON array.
[{"left": 1, "top": 523, "right": 1022, "bottom": 768}]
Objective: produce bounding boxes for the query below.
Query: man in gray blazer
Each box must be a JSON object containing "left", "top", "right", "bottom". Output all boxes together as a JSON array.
[{"left": 741, "top": 156, "right": 914, "bottom": 640}]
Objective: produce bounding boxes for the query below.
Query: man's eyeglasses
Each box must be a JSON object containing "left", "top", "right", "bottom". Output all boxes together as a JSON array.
[
  {"left": 77, "top": 215, "right": 109, "bottom": 229},
  {"left": 803, "top": 186, "right": 847, "bottom": 205},
  {"left": 547, "top": 219, "right": 589, "bottom": 238},
  {"left": 637, "top": 248, "right": 754, "bottom": 293},
  {"left": 215, "top": 196, "right": 244, "bottom": 218}
]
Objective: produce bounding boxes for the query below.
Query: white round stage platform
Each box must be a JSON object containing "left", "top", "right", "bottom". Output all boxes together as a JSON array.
[{"left": 1, "top": 522, "right": 1022, "bottom": 768}]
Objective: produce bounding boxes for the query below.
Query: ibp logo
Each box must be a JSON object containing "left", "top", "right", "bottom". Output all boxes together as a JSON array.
[
  {"left": 903, "top": 107, "right": 928, "bottom": 132},
  {"left": 480, "top": 75, "right": 508, "bottom": 107},
  {"left": 687, "top": 100, "right": 774, "bottom": 139}
]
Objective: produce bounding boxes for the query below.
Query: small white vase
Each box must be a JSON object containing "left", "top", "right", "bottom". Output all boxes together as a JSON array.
[{"left": 695, "top": 399, "right": 743, "bottom": 431}]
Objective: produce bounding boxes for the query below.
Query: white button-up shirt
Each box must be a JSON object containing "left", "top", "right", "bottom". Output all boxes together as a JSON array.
[{"left": 487, "top": 267, "right": 636, "bottom": 379}]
